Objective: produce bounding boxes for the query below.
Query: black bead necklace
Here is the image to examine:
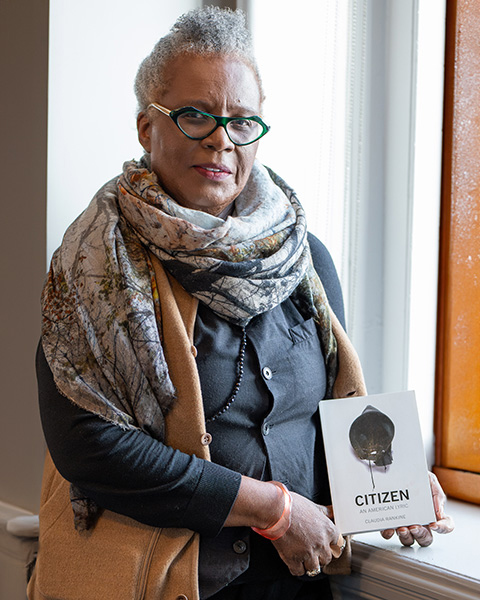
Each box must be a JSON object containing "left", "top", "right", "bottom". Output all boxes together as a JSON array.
[{"left": 205, "top": 326, "right": 247, "bottom": 424}]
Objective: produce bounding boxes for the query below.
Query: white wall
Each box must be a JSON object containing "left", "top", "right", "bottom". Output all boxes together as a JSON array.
[{"left": 48, "top": 0, "right": 200, "bottom": 263}]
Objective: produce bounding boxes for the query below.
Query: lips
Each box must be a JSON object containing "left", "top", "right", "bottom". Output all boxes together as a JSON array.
[{"left": 193, "top": 163, "right": 232, "bottom": 181}]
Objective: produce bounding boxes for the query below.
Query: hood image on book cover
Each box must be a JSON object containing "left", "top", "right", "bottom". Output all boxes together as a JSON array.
[{"left": 349, "top": 405, "right": 395, "bottom": 489}]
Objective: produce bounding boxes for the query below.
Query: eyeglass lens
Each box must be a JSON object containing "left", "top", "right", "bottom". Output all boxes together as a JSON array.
[{"left": 177, "top": 111, "right": 263, "bottom": 144}]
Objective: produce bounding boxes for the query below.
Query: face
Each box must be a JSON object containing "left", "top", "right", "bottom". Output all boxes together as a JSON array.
[{"left": 137, "top": 54, "right": 262, "bottom": 216}]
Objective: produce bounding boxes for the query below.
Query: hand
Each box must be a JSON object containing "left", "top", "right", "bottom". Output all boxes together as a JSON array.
[
  {"left": 272, "top": 494, "right": 342, "bottom": 576},
  {"left": 380, "top": 471, "right": 454, "bottom": 547}
]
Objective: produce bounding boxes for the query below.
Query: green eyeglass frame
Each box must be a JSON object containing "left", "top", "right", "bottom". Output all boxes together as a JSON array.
[{"left": 147, "top": 102, "right": 270, "bottom": 146}]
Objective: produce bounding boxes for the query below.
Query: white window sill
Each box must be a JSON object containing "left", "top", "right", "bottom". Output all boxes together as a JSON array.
[{"left": 332, "top": 499, "right": 480, "bottom": 600}]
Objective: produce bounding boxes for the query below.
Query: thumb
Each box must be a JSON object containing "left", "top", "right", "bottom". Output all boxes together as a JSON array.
[
  {"left": 330, "top": 534, "right": 346, "bottom": 558},
  {"left": 321, "top": 504, "right": 334, "bottom": 520}
]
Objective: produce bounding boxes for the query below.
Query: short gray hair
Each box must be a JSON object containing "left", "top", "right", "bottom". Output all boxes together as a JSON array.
[{"left": 134, "top": 6, "right": 265, "bottom": 113}]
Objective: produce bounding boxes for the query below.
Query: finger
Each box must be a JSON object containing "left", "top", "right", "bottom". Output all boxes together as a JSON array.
[
  {"left": 303, "top": 557, "right": 322, "bottom": 577},
  {"left": 286, "top": 560, "right": 308, "bottom": 577},
  {"left": 397, "top": 527, "right": 415, "bottom": 546},
  {"left": 330, "top": 534, "right": 345, "bottom": 558},
  {"left": 315, "top": 545, "right": 333, "bottom": 567},
  {"left": 321, "top": 505, "right": 334, "bottom": 520},
  {"left": 433, "top": 490, "right": 446, "bottom": 519},
  {"left": 408, "top": 525, "right": 433, "bottom": 547},
  {"left": 430, "top": 515, "right": 455, "bottom": 534},
  {"left": 304, "top": 564, "right": 323, "bottom": 578},
  {"left": 428, "top": 472, "right": 447, "bottom": 519},
  {"left": 381, "top": 529, "right": 395, "bottom": 540}
]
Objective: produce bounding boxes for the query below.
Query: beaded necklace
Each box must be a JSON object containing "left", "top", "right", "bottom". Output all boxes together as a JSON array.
[{"left": 205, "top": 326, "right": 247, "bottom": 423}]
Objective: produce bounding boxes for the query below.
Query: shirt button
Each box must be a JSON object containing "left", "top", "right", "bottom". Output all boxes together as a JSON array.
[
  {"left": 233, "top": 540, "right": 247, "bottom": 554},
  {"left": 262, "top": 366, "right": 273, "bottom": 380},
  {"left": 262, "top": 423, "right": 270, "bottom": 436},
  {"left": 200, "top": 433, "right": 212, "bottom": 446}
]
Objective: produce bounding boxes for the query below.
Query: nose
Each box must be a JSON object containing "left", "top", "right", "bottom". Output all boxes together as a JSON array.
[{"left": 201, "top": 124, "right": 235, "bottom": 152}]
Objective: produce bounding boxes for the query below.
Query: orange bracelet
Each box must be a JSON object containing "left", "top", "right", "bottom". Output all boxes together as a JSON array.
[{"left": 251, "top": 481, "right": 292, "bottom": 541}]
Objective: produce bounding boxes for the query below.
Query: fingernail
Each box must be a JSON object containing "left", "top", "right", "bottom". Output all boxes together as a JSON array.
[
  {"left": 410, "top": 527, "right": 419, "bottom": 534},
  {"left": 383, "top": 529, "right": 394, "bottom": 536}
]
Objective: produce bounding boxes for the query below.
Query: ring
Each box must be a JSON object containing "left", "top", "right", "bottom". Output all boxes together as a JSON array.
[{"left": 305, "top": 566, "right": 322, "bottom": 577}]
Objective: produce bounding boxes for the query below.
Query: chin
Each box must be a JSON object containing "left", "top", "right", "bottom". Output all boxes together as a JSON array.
[{"left": 185, "top": 192, "right": 237, "bottom": 216}]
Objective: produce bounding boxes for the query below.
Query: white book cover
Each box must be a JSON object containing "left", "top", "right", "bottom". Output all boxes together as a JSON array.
[{"left": 319, "top": 391, "right": 435, "bottom": 535}]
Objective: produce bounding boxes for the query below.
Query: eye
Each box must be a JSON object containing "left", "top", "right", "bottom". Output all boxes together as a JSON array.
[
  {"left": 229, "top": 118, "right": 254, "bottom": 131},
  {"left": 182, "top": 111, "right": 211, "bottom": 123}
]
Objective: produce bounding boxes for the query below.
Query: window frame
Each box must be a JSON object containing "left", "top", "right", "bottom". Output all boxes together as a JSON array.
[{"left": 434, "top": 0, "right": 480, "bottom": 504}]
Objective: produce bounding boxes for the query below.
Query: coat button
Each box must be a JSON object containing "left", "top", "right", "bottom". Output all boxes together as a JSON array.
[
  {"left": 262, "top": 366, "right": 273, "bottom": 380},
  {"left": 262, "top": 423, "right": 270, "bottom": 436},
  {"left": 175, "top": 596, "right": 188, "bottom": 600},
  {"left": 233, "top": 540, "right": 247, "bottom": 554},
  {"left": 201, "top": 433, "right": 212, "bottom": 446},
  {"left": 191, "top": 345, "right": 198, "bottom": 357}
]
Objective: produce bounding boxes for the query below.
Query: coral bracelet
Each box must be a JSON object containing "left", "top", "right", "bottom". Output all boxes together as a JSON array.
[{"left": 251, "top": 481, "right": 292, "bottom": 541}]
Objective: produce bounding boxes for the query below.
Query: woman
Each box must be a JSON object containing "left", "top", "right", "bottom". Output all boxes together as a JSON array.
[{"left": 29, "top": 7, "right": 452, "bottom": 600}]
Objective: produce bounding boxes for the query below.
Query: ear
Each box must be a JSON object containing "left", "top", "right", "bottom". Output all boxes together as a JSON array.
[{"left": 137, "top": 111, "right": 152, "bottom": 153}]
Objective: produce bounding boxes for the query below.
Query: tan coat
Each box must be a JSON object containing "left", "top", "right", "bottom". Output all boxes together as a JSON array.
[{"left": 28, "top": 258, "right": 366, "bottom": 600}]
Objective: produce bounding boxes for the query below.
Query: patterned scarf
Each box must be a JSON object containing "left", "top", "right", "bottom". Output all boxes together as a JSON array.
[{"left": 42, "top": 159, "right": 338, "bottom": 444}]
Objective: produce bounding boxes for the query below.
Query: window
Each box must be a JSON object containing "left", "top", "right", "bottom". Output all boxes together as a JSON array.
[
  {"left": 247, "top": 0, "right": 351, "bottom": 299},
  {"left": 248, "top": 0, "right": 446, "bottom": 468}
]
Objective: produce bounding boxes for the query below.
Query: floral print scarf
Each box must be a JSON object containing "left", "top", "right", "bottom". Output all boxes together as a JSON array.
[{"left": 42, "top": 159, "right": 338, "bottom": 443}]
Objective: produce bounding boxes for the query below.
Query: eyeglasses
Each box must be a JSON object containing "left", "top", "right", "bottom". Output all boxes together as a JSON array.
[{"left": 147, "top": 103, "right": 270, "bottom": 146}]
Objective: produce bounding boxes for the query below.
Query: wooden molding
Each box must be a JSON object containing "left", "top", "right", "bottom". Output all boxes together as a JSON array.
[
  {"left": 435, "top": 0, "right": 480, "bottom": 479},
  {"left": 434, "top": 0, "right": 457, "bottom": 468},
  {"left": 433, "top": 466, "right": 480, "bottom": 505}
]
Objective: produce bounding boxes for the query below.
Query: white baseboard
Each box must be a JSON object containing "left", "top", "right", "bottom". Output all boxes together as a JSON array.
[{"left": 0, "top": 500, "right": 38, "bottom": 600}]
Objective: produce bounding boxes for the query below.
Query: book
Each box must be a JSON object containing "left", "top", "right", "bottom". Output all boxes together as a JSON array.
[{"left": 319, "top": 390, "right": 435, "bottom": 535}]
